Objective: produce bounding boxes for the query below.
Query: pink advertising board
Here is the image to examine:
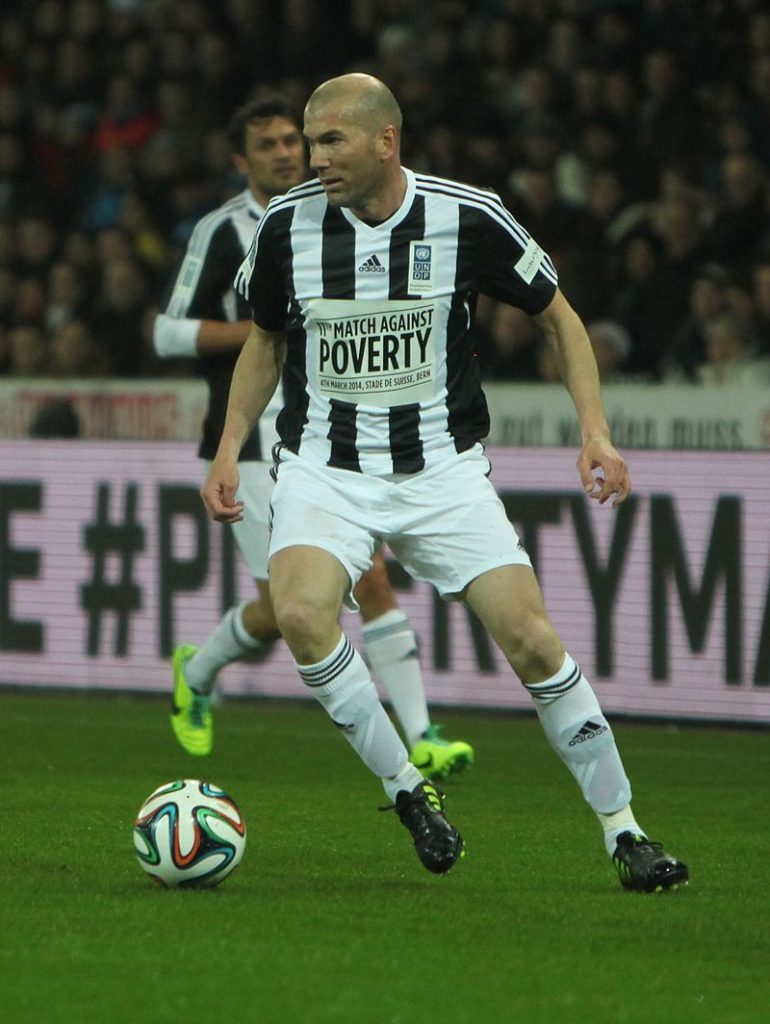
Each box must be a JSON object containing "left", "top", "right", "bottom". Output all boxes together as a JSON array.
[{"left": 1, "top": 442, "right": 768, "bottom": 722}]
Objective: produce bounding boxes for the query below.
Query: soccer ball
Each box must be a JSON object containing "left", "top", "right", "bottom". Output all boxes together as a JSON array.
[{"left": 133, "top": 779, "right": 246, "bottom": 888}]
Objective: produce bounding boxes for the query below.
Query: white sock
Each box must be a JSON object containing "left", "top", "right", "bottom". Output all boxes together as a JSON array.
[
  {"left": 524, "top": 653, "right": 634, "bottom": 826},
  {"left": 186, "top": 601, "right": 265, "bottom": 695},
  {"left": 382, "top": 761, "right": 425, "bottom": 803},
  {"left": 597, "top": 807, "right": 646, "bottom": 858},
  {"left": 296, "top": 634, "right": 410, "bottom": 782},
  {"left": 362, "top": 609, "right": 430, "bottom": 746}
]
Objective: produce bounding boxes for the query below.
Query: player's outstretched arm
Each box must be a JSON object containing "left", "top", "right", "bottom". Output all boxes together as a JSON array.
[
  {"left": 153, "top": 313, "right": 253, "bottom": 359},
  {"left": 534, "top": 289, "right": 631, "bottom": 507},
  {"left": 201, "top": 323, "right": 286, "bottom": 522}
]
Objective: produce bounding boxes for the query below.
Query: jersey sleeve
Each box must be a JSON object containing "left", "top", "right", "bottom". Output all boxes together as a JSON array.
[
  {"left": 164, "top": 219, "right": 245, "bottom": 321},
  {"left": 234, "top": 210, "right": 289, "bottom": 332},
  {"left": 475, "top": 197, "right": 558, "bottom": 315}
]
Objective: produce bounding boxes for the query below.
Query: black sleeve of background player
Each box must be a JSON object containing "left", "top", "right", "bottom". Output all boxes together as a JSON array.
[
  {"left": 475, "top": 208, "right": 557, "bottom": 316},
  {"left": 185, "top": 221, "right": 246, "bottom": 320},
  {"left": 244, "top": 211, "right": 291, "bottom": 331}
]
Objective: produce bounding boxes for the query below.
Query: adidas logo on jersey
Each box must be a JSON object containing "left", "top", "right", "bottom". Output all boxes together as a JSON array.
[
  {"left": 568, "top": 720, "right": 608, "bottom": 746},
  {"left": 358, "top": 254, "right": 386, "bottom": 273}
]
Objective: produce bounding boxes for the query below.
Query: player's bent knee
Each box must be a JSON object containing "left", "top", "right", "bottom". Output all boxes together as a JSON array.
[
  {"left": 242, "top": 599, "right": 281, "bottom": 641},
  {"left": 273, "top": 598, "right": 336, "bottom": 651},
  {"left": 499, "top": 615, "right": 564, "bottom": 681}
]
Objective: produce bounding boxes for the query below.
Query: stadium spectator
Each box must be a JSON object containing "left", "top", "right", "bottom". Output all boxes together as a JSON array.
[
  {"left": 202, "top": 72, "right": 688, "bottom": 890},
  {"left": 60, "top": 229, "right": 99, "bottom": 291},
  {"left": 69, "top": 0, "right": 104, "bottom": 45},
  {"left": 0, "top": 264, "right": 15, "bottom": 324},
  {"left": 0, "top": 133, "right": 38, "bottom": 221},
  {"left": 624, "top": 196, "right": 709, "bottom": 375},
  {"left": 141, "top": 79, "right": 204, "bottom": 178},
  {"left": 0, "top": 1, "right": 768, "bottom": 384},
  {"left": 664, "top": 263, "right": 733, "bottom": 381},
  {"left": 90, "top": 257, "right": 152, "bottom": 376},
  {"left": 479, "top": 300, "right": 543, "bottom": 382},
  {"left": 507, "top": 165, "right": 585, "bottom": 266},
  {"left": 13, "top": 277, "right": 47, "bottom": 328},
  {"left": 16, "top": 216, "right": 58, "bottom": 281},
  {"left": 50, "top": 35, "right": 102, "bottom": 111},
  {"left": 116, "top": 191, "right": 170, "bottom": 282},
  {"left": 701, "top": 151, "right": 769, "bottom": 272},
  {"left": 0, "top": 82, "right": 23, "bottom": 135},
  {"left": 82, "top": 145, "right": 135, "bottom": 233},
  {"left": 192, "top": 30, "right": 245, "bottom": 125},
  {"left": 0, "top": 12, "right": 26, "bottom": 85},
  {"left": 44, "top": 260, "right": 90, "bottom": 334},
  {"left": 637, "top": 48, "right": 704, "bottom": 168},
  {"left": 93, "top": 73, "right": 159, "bottom": 153},
  {"left": 50, "top": 318, "right": 110, "bottom": 377},
  {"left": 586, "top": 319, "right": 633, "bottom": 383},
  {"left": 8, "top": 324, "right": 50, "bottom": 376},
  {"left": 697, "top": 312, "right": 770, "bottom": 386},
  {"left": 0, "top": 217, "right": 15, "bottom": 268}
]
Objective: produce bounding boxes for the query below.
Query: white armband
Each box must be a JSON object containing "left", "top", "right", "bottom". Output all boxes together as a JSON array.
[{"left": 153, "top": 313, "right": 201, "bottom": 358}]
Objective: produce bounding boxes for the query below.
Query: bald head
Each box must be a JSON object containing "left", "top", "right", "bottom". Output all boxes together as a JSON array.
[
  {"left": 304, "top": 73, "right": 407, "bottom": 220},
  {"left": 305, "top": 74, "right": 402, "bottom": 136}
]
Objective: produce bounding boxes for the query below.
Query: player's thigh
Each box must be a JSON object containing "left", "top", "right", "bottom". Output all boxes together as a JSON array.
[
  {"left": 353, "top": 548, "right": 398, "bottom": 619},
  {"left": 218, "top": 460, "right": 272, "bottom": 580},
  {"left": 269, "top": 544, "right": 349, "bottom": 609},
  {"left": 387, "top": 451, "right": 531, "bottom": 600},
  {"left": 269, "top": 545, "right": 350, "bottom": 662},
  {"left": 269, "top": 455, "right": 380, "bottom": 606}
]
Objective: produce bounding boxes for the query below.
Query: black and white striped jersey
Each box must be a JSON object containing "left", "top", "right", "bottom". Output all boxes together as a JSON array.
[
  {"left": 161, "top": 188, "right": 282, "bottom": 461},
  {"left": 236, "top": 169, "right": 558, "bottom": 475}
]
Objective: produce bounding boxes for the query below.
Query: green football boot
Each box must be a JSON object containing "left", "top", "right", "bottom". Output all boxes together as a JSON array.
[
  {"left": 410, "top": 724, "right": 474, "bottom": 780},
  {"left": 170, "top": 644, "right": 212, "bottom": 756}
]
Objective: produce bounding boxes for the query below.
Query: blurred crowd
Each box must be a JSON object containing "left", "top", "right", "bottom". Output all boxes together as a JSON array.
[{"left": 1, "top": 0, "right": 770, "bottom": 386}]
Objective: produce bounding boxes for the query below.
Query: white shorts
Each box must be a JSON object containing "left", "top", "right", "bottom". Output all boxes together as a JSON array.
[
  {"left": 269, "top": 446, "right": 532, "bottom": 601},
  {"left": 207, "top": 460, "right": 273, "bottom": 581}
]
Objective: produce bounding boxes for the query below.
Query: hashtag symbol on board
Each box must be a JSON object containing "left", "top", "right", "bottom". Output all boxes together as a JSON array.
[{"left": 81, "top": 483, "right": 145, "bottom": 656}]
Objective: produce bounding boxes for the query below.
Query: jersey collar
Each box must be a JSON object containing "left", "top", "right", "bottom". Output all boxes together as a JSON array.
[
  {"left": 245, "top": 189, "right": 265, "bottom": 221},
  {"left": 339, "top": 168, "right": 416, "bottom": 234}
]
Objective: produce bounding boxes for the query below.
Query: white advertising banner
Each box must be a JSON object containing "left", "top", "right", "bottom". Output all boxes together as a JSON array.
[
  {"left": 1, "top": 441, "right": 768, "bottom": 723},
  {"left": 2, "top": 379, "right": 770, "bottom": 450}
]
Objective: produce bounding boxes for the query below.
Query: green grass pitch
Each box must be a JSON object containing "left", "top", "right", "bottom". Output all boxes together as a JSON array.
[{"left": 1, "top": 690, "right": 768, "bottom": 1024}]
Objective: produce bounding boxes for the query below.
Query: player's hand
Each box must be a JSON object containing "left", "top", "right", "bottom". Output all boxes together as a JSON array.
[
  {"left": 201, "top": 457, "right": 244, "bottom": 522},
  {"left": 577, "top": 437, "right": 631, "bottom": 507}
]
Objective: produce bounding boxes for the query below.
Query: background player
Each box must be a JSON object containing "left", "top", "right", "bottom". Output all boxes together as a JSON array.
[
  {"left": 203, "top": 74, "right": 688, "bottom": 890},
  {"left": 153, "top": 93, "right": 473, "bottom": 779}
]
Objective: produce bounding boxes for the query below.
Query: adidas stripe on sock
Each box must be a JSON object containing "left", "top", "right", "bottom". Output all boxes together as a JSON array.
[
  {"left": 296, "top": 634, "right": 410, "bottom": 781},
  {"left": 525, "top": 653, "right": 632, "bottom": 816}
]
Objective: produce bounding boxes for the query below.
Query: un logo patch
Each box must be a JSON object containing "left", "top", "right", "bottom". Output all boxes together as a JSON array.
[{"left": 408, "top": 241, "right": 434, "bottom": 293}]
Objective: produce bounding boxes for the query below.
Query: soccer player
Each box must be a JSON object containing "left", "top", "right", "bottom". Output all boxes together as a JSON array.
[
  {"left": 153, "top": 93, "right": 472, "bottom": 779},
  {"left": 202, "top": 74, "right": 689, "bottom": 890}
]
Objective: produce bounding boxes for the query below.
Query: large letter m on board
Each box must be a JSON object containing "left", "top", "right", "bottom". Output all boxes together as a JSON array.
[{"left": 651, "top": 495, "right": 741, "bottom": 683}]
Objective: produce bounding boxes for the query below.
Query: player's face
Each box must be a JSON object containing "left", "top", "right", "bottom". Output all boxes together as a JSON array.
[
  {"left": 235, "top": 116, "right": 305, "bottom": 203},
  {"left": 304, "top": 102, "right": 386, "bottom": 212}
]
